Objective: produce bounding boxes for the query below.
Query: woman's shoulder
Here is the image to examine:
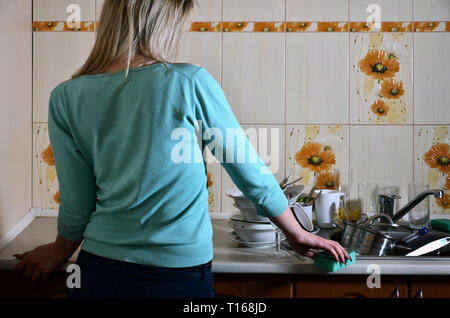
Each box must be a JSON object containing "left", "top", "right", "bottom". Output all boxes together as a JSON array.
[{"left": 166, "top": 62, "right": 209, "bottom": 79}]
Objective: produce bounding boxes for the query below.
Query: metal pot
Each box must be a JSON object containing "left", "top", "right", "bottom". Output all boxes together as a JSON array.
[{"left": 334, "top": 214, "right": 412, "bottom": 256}]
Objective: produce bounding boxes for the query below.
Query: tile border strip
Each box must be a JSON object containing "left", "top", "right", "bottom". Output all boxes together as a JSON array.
[{"left": 32, "top": 21, "right": 450, "bottom": 33}]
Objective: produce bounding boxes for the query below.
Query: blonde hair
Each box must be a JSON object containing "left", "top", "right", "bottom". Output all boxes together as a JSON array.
[{"left": 72, "top": 0, "right": 195, "bottom": 79}]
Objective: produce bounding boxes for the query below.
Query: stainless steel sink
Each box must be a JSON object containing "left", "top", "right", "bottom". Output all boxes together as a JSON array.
[{"left": 319, "top": 225, "right": 450, "bottom": 259}]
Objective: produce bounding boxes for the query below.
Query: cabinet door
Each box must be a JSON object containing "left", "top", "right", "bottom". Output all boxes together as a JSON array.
[
  {"left": 214, "top": 274, "right": 293, "bottom": 298},
  {"left": 410, "top": 276, "right": 450, "bottom": 298},
  {"left": 295, "top": 275, "right": 408, "bottom": 298},
  {"left": 0, "top": 271, "right": 68, "bottom": 298}
]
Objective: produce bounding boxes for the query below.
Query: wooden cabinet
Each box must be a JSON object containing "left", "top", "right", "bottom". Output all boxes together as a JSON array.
[
  {"left": 409, "top": 276, "right": 450, "bottom": 298},
  {"left": 294, "top": 275, "right": 408, "bottom": 298},
  {"left": 214, "top": 274, "right": 450, "bottom": 298},
  {"left": 0, "top": 270, "right": 68, "bottom": 298},
  {"left": 213, "top": 274, "right": 293, "bottom": 298}
]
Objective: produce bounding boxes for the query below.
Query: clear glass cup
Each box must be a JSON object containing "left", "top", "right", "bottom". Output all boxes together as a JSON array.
[
  {"left": 338, "top": 168, "right": 353, "bottom": 197},
  {"left": 358, "top": 183, "right": 379, "bottom": 218},
  {"left": 408, "top": 183, "right": 430, "bottom": 229}
]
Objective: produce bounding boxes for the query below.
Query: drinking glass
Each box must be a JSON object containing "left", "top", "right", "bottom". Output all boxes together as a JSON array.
[
  {"left": 358, "top": 183, "right": 379, "bottom": 218},
  {"left": 408, "top": 183, "right": 430, "bottom": 229}
]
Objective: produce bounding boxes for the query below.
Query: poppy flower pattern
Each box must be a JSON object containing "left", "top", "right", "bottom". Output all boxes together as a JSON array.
[
  {"left": 380, "top": 79, "right": 405, "bottom": 99},
  {"left": 424, "top": 143, "right": 450, "bottom": 174},
  {"left": 316, "top": 171, "right": 339, "bottom": 190},
  {"left": 436, "top": 193, "right": 450, "bottom": 210},
  {"left": 295, "top": 142, "right": 336, "bottom": 173},
  {"left": 371, "top": 99, "right": 390, "bottom": 116},
  {"left": 358, "top": 49, "right": 400, "bottom": 80}
]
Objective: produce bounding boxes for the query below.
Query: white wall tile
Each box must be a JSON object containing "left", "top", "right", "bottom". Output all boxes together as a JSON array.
[
  {"left": 0, "top": 0, "right": 32, "bottom": 237},
  {"left": 286, "top": 33, "right": 349, "bottom": 124},
  {"left": 414, "top": 0, "right": 450, "bottom": 21},
  {"left": 350, "top": 33, "right": 413, "bottom": 124},
  {"left": 221, "top": 125, "right": 286, "bottom": 212},
  {"left": 96, "top": 0, "right": 104, "bottom": 21},
  {"left": 33, "top": 0, "right": 95, "bottom": 21},
  {"left": 223, "top": 0, "right": 285, "bottom": 21},
  {"left": 287, "top": 0, "right": 348, "bottom": 22},
  {"left": 33, "top": 32, "right": 95, "bottom": 122},
  {"left": 350, "top": 125, "right": 413, "bottom": 209},
  {"left": 191, "top": 0, "right": 221, "bottom": 21},
  {"left": 414, "top": 33, "right": 450, "bottom": 124},
  {"left": 176, "top": 32, "right": 221, "bottom": 84},
  {"left": 350, "top": 0, "right": 412, "bottom": 22},
  {"left": 222, "top": 33, "right": 285, "bottom": 124}
]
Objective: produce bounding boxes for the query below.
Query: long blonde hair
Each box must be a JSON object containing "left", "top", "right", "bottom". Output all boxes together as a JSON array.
[{"left": 72, "top": 0, "right": 195, "bottom": 79}]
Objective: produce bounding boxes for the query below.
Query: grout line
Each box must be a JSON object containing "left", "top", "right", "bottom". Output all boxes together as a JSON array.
[
  {"left": 31, "top": 0, "right": 34, "bottom": 211},
  {"left": 347, "top": 0, "right": 351, "bottom": 174},
  {"left": 220, "top": 0, "right": 223, "bottom": 212},
  {"left": 412, "top": 0, "right": 416, "bottom": 184},
  {"left": 284, "top": 0, "right": 287, "bottom": 180}
]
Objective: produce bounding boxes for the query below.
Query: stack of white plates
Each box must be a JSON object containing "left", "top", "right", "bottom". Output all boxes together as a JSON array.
[{"left": 227, "top": 215, "right": 285, "bottom": 248}]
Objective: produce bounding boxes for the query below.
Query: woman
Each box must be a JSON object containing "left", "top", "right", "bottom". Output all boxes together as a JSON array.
[{"left": 14, "top": 0, "right": 350, "bottom": 298}]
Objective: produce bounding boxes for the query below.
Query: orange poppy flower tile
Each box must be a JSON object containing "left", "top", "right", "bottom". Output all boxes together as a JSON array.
[
  {"left": 190, "top": 22, "right": 220, "bottom": 32},
  {"left": 222, "top": 22, "right": 248, "bottom": 32},
  {"left": 33, "top": 124, "right": 60, "bottom": 209},
  {"left": 415, "top": 126, "right": 450, "bottom": 214},
  {"left": 252, "top": 22, "right": 284, "bottom": 32},
  {"left": 287, "top": 125, "right": 348, "bottom": 191},
  {"left": 33, "top": 22, "right": 58, "bottom": 31},
  {"left": 414, "top": 21, "right": 440, "bottom": 32},
  {"left": 351, "top": 32, "right": 412, "bottom": 124}
]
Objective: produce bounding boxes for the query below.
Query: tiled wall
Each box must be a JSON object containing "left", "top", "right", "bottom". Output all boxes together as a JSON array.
[{"left": 32, "top": 0, "right": 450, "bottom": 216}]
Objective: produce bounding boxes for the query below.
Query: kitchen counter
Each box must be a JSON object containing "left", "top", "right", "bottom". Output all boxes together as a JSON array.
[{"left": 1, "top": 211, "right": 450, "bottom": 275}]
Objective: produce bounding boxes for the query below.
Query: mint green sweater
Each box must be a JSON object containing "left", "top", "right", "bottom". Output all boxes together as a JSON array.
[{"left": 48, "top": 63, "right": 288, "bottom": 268}]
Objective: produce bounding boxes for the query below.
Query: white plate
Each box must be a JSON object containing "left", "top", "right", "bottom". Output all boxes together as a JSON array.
[
  {"left": 227, "top": 231, "right": 286, "bottom": 248},
  {"left": 310, "top": 226, "right": 320, "bottom": 235},
  {"left": 230, "top": 214, "right": 271, "bottom": 224}
]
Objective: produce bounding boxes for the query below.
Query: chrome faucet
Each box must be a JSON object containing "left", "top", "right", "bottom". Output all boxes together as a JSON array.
[{"left": 381, "top": 189, "right": 445, "bottom": 223}]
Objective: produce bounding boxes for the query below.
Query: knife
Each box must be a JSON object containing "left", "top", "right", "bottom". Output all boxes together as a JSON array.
[{"left": 406, "top": 237, "right": 450, "bottom": 257}]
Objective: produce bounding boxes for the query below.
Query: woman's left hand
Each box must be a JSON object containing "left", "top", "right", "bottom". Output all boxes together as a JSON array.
[{"left": 13, "top": 242, "right": 68, "bottom": 285}]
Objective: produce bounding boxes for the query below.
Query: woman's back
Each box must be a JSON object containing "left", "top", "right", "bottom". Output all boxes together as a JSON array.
[{"left": 49, "top": 63, "right": 217, "bottom": 268}]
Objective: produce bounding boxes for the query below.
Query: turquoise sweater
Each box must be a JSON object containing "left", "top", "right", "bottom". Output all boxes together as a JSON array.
[{"left": 48, "top": 63, "right": 288, "bottom": 268}]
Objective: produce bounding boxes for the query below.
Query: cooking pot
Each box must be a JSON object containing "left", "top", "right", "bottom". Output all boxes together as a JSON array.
[{"left": 334, "top": 214, "right": 412, "bottom": 256}]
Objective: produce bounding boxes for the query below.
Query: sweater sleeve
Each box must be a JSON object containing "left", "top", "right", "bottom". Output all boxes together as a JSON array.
[
  {"left": 48, "top": 89, "right": 97, "bottom": 241},
  {"left": 191, "top": 68, "right": 288, "bottom": 217}
]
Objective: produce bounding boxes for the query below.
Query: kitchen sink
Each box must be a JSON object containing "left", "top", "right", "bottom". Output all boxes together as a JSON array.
[{"left": 318, "top": 225, "right": 450, "bottom": 259}]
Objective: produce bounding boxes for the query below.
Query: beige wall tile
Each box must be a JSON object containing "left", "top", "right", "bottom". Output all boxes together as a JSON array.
[
  {"left": 350, "top": 0, "right": 412, "bottom": 22},
  {"left": 33, "top": 0, "right": 95, "bottom": 21},
  {"left": 223, "top": 0, "right": 285, "bottom": 21},
  {"left": 286, "top": 33, "right": 349, "bottom": 124},
  {"left": 204, "top": 147, "right": 221, "bottom": 212},
  {"left": 191, "top": 0, "right": 221, "bottom": 21},
  {"left": 33, "top": 32, "right": 95, "bottom": 122},
  {"left": 414, "top": 0, "right": 450, "bottom": 21},
  {"left": 177, "top": 32, "right": 221, "bottom": 84},
  {"left": 287, "top": 0, "right": 348, "bottom": 22},
  {"left": 350, "top": 125, "right": 413, "bottom": 208},
  {"left": 0, "top": 0, "right": 32, "bottom": 237},
  {"left": 414, "top": 126, "right": 449, "bottom": 215},
  {"left": 96, "top": 0, "right": 104, "bottom": 21},
  {"left": 222, "top": 125, "right": 285, "bottom": 212},
  {"left": 414, "top": 33, "right": 450, "bottom": 124},
  {"left": 222, "top": 33, "right": 285, "bottom": 124},
  {"left": 350, "top": 33, "right": 413, "bottom": 124}
]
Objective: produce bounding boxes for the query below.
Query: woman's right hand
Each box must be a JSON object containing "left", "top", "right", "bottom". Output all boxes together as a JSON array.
[
  {"left": 285, "top": 230, "right": 351, "bottom": 263},
  {"left": 270, "top": 206, "right": 351, "bottom": 263}
]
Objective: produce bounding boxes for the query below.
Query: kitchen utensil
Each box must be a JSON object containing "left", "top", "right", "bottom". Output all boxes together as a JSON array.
[
  {"left": 314, "top": 249, "right": 356, "bottom": 272},
  {"left": 334, "top": 214, "right": 412, "bottom": 256},
  {"left": 315, "top": 190, "right": 344, "bottom": 228},
  {"left": 406, "top": 237, "right": 450, "bottom": 257},
  {"left": 291, "top": 203, "right": 314, "bottom": 232},
  {"left": 279, "top": 174, "right": 291, "bottom": 188},
  {"left": 226, "top": 188, "right": 254, "bottom": 209},
  {"left": 280, "top": 176, "right": 303, "bottom": 190},
  {"left": 228, "top": 218, "right": 273, "bottom": 231}
]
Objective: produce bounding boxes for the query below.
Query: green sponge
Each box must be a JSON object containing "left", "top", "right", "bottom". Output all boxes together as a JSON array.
[
  {"left": 314, "top": 250, "right": 356, "bottom": 272},
  {"left": 431, "top": 219, "right": 450, "bottom": 233}
]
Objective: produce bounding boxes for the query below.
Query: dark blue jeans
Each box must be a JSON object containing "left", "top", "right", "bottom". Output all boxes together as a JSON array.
[{"left": 67, "top": 249, "right": 215, "bottom": 298}]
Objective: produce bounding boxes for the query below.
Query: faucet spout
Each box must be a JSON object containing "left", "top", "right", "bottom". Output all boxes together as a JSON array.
[{"left": 392, "top": 189, "right": 444, "bottom": 223}]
